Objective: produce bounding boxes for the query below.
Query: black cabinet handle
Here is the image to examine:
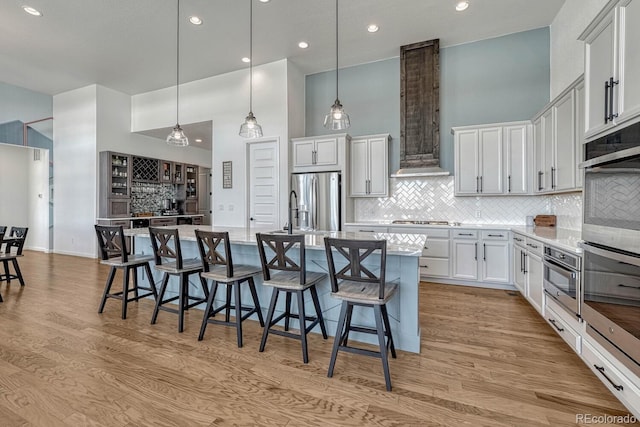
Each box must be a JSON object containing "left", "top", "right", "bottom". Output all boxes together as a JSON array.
[
  {"left": 458, "top": 233, "right": 474, "bottom": 236},
  {"left": 474, "top": 242, "right": 477, "bottom": 261},
  {"left": 520, "top": 251, "right": 524, "bottom": 273},
  {"left": 538, "top": 171, "right": 543, "bottom": 191},
  {"left": 618, "top": 284, "right": 640, "bottom": 290},
  {"left": 551, "top": 167, "right": 556, "bottom": 189},
  {"left": 548, "top": 318, "right": 564, "bottom": 332},
  {"left": 483, "top": 243, "right": 486, "bottom": 261},
  {"left": 609, "top": 77, "right": 619, "bottom": 122},
  {"left": 514, "top": 237, "right": 523, "bottom": 242},
  {"left": 605, "top": 79, "right": 610, "bottom": 124},
  {"left": 479, "top": 176, "right": 483, "bottom": 193},
  {"left": 508, "top": 175, "right": 511, "bottom": 193},
  {"left": 594, "top": 365, "right": 624, "bottom": 391},
  {"left": 523, "top": 253, "right": 527, "bottom": 273},
  {"left": 527, "top": 243, "right": 538, "bottom": 249},
  {"left": 488, "top": 234, "right": 504, "bottom": 237},
  {"left": 476, "top": 176, "right": 479, "bottom": 193}
]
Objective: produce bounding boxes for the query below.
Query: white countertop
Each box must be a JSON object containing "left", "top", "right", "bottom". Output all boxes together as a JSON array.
[
  {"left": 511, "top": 226, "right": 583, "bottom": 254},
  {"left": 125, "top": 225, "right": 427, "bottom": 256},
  {"left": 97, "top": 214, "right": 204, "bottom": 221}
]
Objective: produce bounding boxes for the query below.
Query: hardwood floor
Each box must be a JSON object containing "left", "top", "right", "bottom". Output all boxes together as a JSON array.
[{"left": 0, "top": 251, "right": 636, "bottom": 426}]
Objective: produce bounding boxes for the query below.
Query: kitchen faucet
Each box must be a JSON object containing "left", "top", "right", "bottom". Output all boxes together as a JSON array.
[{"left": 288, "top": 190, "right": 298, "bottom": 234}]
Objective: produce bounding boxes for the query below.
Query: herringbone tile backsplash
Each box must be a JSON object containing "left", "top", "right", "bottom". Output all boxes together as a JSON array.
[{"left": 354, "top": 176, "right": 582, "bottom": 229}]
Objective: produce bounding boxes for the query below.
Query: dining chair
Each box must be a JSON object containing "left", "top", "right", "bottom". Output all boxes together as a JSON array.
[
  {"left": 0, "top": 226, "right": 28, "bottom": 288},
  {"left": 256, "top": 232, "right": 327, "bottom": 363},
  {"left": 195, "top": 230, "right": 264, "bottom": 347},
  {"left": 94, "top": 224, "right": 157, "bottom": 319},
  {"left": 149, "top": 227, "right": 208, "bottom": 332},
  {"left": 324, "top": 237, "right": 397, "bottom": 391}
]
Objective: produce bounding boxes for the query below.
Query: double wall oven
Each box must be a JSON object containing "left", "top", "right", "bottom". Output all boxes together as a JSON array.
[{"left": 580, "top": 121, "right": 640, "bottom": 378}]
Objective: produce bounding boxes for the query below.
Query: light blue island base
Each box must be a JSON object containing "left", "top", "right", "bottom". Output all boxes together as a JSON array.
[{"left": 126, "top": 226, "right": 425, "bottom": 354}]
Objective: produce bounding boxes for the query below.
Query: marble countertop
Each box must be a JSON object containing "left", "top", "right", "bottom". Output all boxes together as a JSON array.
[
  {"left": 97, "top": 214, "right": 204, "bottom": 221},
  {"left": 511, "top": 226, "right": 583, "bottom": 254},
  {"left": 125, "top": 225, "right": 427, "bottom": 256},
  {"left": 346, "top": 221, "right": 516, "bottom": 230}
]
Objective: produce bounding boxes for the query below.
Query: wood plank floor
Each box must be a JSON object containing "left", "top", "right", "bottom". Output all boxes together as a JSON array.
[{"left": 0, "top": 251, "right": 636, "bottom": 426}]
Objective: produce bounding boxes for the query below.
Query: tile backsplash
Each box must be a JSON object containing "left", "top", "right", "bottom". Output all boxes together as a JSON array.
[
  {"left": 354, "top": 176, "right": 582, "bottom": 230},
  {"left": 131, "top": 182, "right": 177, "bottom": 214}
]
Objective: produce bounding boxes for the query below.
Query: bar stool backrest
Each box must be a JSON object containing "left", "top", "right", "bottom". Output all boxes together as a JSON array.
[
  {"left": 4, "top": 227, "right": 29, "bottom": 256},
  {"left": 149, "top": 227, "right": 183, "bottom": 269},
  {"left": 256, "top": 233, "right": 306, "bottom": 284},
  {"left": 324, "top": 238, "right": 387, "bottom": 300},
  {"left": 94, "top": 225, "right": 128, "bottom": 263},
  {"left": 0, "top": 226, "right": 6, "bottom": 235},
  {"left": 195, "top": 230, "right": 233, "bottom": 277}
]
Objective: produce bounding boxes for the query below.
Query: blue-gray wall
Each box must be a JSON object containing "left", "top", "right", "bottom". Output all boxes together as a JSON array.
[{"left": 305, "top": 28, "right": 551, "bottom": 173}]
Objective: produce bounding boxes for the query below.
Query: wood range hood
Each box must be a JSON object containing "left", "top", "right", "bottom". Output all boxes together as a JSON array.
[{"left": 392, "top": 38, "right": 448, "bottom": 178}]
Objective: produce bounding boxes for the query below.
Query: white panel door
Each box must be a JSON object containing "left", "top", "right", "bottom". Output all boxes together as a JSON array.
[
  {"left": 513, "top": 246, "right": 527, "bottom": 295},
  {"left": 553, "top": 90, "right": 576, "bottom": 191},
  {"left": 350, "top": 138, "right": 368, "bottom": 196},
  {"left": 504, "top": 125, "right": 528, "bottom": 194},
  {"left": 314, "top": 137, "right": 338, "bottom": 166},
  {"left": 368, "top": 136, "right": 388, "bottom": 196},
  {"left": 292, "top": 139, "right": 314, "bottom": 167},
  {"left": 620, "top": 0, "right": 640, "bottom": 124},
  {"left": 584, "top": 10, "right": 616, "bottom": 139},
  {"left": 478, "top": 127, "right": 502, "bottom": 194},
  {"left": 452, "top": 240, "right": 478, "bottom": 280},
  {"left": 575, "top": 82, "right": 585, "bottom": 188},
  {"left": 481, "top": 240, "right": 510, "bottom": 283},
  {"left": 542, "top": 108, "right": 554, "bottom": 191},
  {"left": 533, "top": 118, "right": 545, "bottom": 193},
  {"left": 248, "top": 140, "right": 279, "bottom": 230},
  {"left": 455, "top": 129, "right": 479, "bottom": 194},
  {"left": 527, "top": 253, "right": 544, "bottom": 314}
]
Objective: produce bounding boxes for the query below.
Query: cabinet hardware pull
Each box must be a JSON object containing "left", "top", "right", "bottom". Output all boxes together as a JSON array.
[
  {"left": 520, "top": 251, "right": 524, "bottom": 272},
  {"left": 483, "top": 243, "right": 486, "bottom": 261},
  {"left": 538, "top": 171, "right": 543, "bottom": 191},
  {"left": 618, "top": 284, "right": 640, "bottom": 290},
  {"left": 604, "top": 79, "right": 610, "bottom": 124},
  {"left": 551, "top": 167, "right": 556, "bottom": 189},
  {"left": 609, "top": 77, "right": 619, "bottom": 122},
  {"left": 474, "top": 242, "right": 478, "bottom": 261},
  {"left": 527, "top": 243, "right": 538, "bottom": 249},
  {"left": 424, "top": 246, "right": 429, "bottom": 250},
  {"left": 594, "top": 365, "right": 624, "bottom": 391},
  {"left": 514, "top": 237, "right": 523, "bottom": 242},
  {"left": 459, "top": 233, "right": 473, "bottom": 236},
  {"left": 548, "top": 318, "right": 564, "bottom": 332},
  {"left": 523, "top": 253, "right": 527, "bottom": 273},
  {"left": 359, "top": 230, "right": 375, "bottom": 233},
  {"left": 479, "top": 176, "right": 483, "bottom": 193},
  {"left": 476, "top": 176, "right": 479, "bottom": 193},
  {"left": 508, "top": 175, "right": 511, "bottom": 193},
  {"left": 488, "top": 234, "right": 504, "bottom": 237}
]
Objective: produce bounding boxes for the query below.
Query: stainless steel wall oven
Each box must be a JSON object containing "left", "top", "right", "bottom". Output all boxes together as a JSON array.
[
  {"left": 543, "top": 246, "right": 580, "bottom": 318},
  {"left": 581, "top": 121, "right": 640, "bottom": 378}
]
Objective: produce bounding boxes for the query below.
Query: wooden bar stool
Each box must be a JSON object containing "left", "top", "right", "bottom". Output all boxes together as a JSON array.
[
  {"left": 149, "top": 227, "right": 208, "bottom": 332},
  {"left": 0, "top": 226, "right": 28, "bottom": 288},
  {"left": 324, "top": 237, "right": 397, "bottom": 391},
  {"left": 195, "top": 230, "right": 264, "bottom": 347},
  {"left": 94, "top": 225, "right": 157, "bottom": 319},
  {"left": 256, "top": 232, "right": 328, "bottom": 363}
]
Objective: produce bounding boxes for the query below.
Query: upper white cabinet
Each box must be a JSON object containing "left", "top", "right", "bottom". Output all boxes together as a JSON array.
[
  {"left": 291, "top": 134, "right": 348, "bottom": 173},
  {"left": 581, "top": 0, "right": 640, "bottom": 141},
  {"left": 533, "top": 76, "right": 582, "bottom": 194},
  {"left": 350, "top": 134, "right": 389, "bottom": 197},
  {"left": 453, "top": 121, "right": 530, "bottom": 196}
]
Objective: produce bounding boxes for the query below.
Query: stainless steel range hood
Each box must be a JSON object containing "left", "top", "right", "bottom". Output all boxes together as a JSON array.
[{"left": 390, "top": 166, "right": 449, "bottom": 178}]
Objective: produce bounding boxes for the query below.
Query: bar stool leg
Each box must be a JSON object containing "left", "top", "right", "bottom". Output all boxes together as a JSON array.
[
  {"left": 2, "top": 260, "right": 9, "bottom": 283},
  {"left": 121, "top": 266, "right": 130, "bottom": 320},
  {"left": 151, "top": 274, "right": 169, "bottom": 324},
  {"left": 234, "top": 280, "right": 243, "bottom": 348},
  {"left": 284, "top": 292, "right": 292, "bottom": 331},
  {"left": 381, "top": 304, "right": 396, "bottom": 358},
  {"left": 374, "top": 304, "right": 392, "bottom": 391},
  {"left": 328, "top": 301, "right": 349, "bottom": 378},
  {"left": 224, "top": 285, "right": 232, "bottom": 323},
  {"left": 310, "top": 286, "right": 327, "bottom": 339},
  {"left": 178, "top": 273, "right": 187, "bottom": 332},
  {"left": 248, "top": 277, "right": 264, "bottom": 326},
  {"left": 99, "top": 267, "right": 117, "bottom": 313},
  {"left": 198, "top": 279, "right": 217, "bottom": 341},
  {"left": 259, "top": 288, "right": 279, "bottom": 353},
  {"left": 144, "top": 263, "right": 158, "bottom": 302},
  {"left": 342, "top": 304, "right": 354, "bottom": 346},
  {"left": 132, "top": 266, "right": 139, "bottom": 300},
  {"left": 296, "top": 290, "right": 308, "bottom": 363}
]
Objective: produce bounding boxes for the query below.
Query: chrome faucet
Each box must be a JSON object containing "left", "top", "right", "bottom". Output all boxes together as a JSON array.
[{"left": 288, "top": 190, "right": 298, "bottom": 234}]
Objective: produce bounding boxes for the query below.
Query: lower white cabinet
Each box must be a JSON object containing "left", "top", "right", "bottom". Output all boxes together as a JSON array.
[
  {"left": 512, "top": 232, "right": 543, "bottom": 313},
  {"left": 419, "top": 228, "right": 451, "bottom": 278},
  {"left": 452, "top": 229, "right": 510, "bottom": 284}
]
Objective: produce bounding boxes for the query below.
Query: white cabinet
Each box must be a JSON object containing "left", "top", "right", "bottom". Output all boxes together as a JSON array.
[
  {"left": 575, "top": 81, "right": 585, "bottom": 188},
  {"left": 350, "top": 134, "right": 389, "bottom": 197},
  {"left": 452, "top": 229, "right": 510, "bottom": 284},
  {"left": 291, "top": 135, "right": 343, "bottom": 172},
  {"left": 419, "top": 228, "right": 451, "bottom": 279},
  {"left": 532, "top": 76, "right": 582, "bottom": 194},
  {"left": 453, "top": 121, "right": 530, "bottom": 196},
  {"left": 581, "top": 0, "right": 640, "bottom": 141},
  {"left": 512, "top": 232, "right": 544, "bottom": 313}
]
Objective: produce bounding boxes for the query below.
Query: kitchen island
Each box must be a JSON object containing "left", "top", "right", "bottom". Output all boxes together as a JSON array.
[{"left": 125, "top": 225, "right": 426, "bottom": 353}]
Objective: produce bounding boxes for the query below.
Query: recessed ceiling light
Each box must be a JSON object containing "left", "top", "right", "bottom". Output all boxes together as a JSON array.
[
  {"left": 242, "top": 57, "right": 251, "bottom": 63},
  {"left": 189, "top": 16, "right": 202, "bottom": 25},
  {"left": 367, "top": 24, "right": 379, "bottom": 33},
  {"left": 22, "top": 5, "right": 42, "bottom": 16},
  {"left": 194, "top": 139, "right": 203, "bottom": 143},
  {"left": 455, "top": 1, "right": 469, "bottom": 11},
  {"left": 298, "top": 41, "right": 309, "bottom": 49}
]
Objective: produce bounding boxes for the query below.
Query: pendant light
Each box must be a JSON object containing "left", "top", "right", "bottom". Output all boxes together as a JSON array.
[
  {"left": 239, "top": 0, "right": 263, "bottom": 138},
  {"left": 323, "top": 0, "right": 350, "bottom": 130},
  {"left": 167, "top": 0, "right": 189, "bottom": 146}
]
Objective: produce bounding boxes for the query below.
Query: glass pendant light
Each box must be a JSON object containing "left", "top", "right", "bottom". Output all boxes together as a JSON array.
[
  {"left": 239, "top": 0, "right": 263, "bottom": 138},
  {"left": 167, "top": 0, "right": 189, "bottom": 146},
  {"left": 324, "top": 0, "right": 350, "bottom": 130}
]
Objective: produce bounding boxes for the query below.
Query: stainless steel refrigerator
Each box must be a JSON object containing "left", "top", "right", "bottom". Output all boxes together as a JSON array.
[{"left": 291, "top": 172, "right": 341, "bottom": 231}]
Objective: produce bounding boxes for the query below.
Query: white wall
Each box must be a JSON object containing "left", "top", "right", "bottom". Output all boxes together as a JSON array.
[
  {"left": 132, "top": 59, "right": 300, "bottom": 228},
  {"left": 53, "top": 85, "right": 98, "bottom": 257},
  {"left": 550, "top": 0, "right": 610, "bottom": 97},
  {"left": 0, "top": 82, "right": 52, "bottom": 124}
]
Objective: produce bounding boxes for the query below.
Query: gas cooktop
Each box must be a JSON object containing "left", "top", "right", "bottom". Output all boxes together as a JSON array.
[{"left": 391, "top": 220, "right": 451, "bottom": 225}]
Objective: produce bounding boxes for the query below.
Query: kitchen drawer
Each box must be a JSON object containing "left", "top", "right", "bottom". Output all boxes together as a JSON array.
[
  {"left": 545, "top": 304, "right": 581, "bottom": 354},
  {"left": 512, "top": 233, "right": 526, "bottom": 247},
  {"left": 192, "top": 216, "right": 203, "bottom": 225},
  {"left": 97, "top": 219, "right": 131, "bottom": 228},
  {"left": 345, "top": 225, "right": 388, "bottom": 233},
  {"left": 525, "top": 238, "right": 543, "bottom": 257},
  {"left": 481, "top": 230, "right": 508, "bottom": 241},
  {"left": 150, "top": 218, "right": 177, "bottom": 227},
  {"left": 452, "top": 229, "right": 478, "bottom": 239},
  {"left": 545, "top": 293, "right": 581, "bottom": 332},
  {"left": 422, "top": 239, "right": 449, "bottom": 257},
  {"left": 586, "top": 271, "right": 640, "bottom": 299},
  {"left": 582, "top": 341, "right": 640, "bottom": 413},
  {"left": 420, "top": 257, "right": 450, "bottom": 278},
  {"left": 426, "top": 228, "right": 450, "bottom": 239}
]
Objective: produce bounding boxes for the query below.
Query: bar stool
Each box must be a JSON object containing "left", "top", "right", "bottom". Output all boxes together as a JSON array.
[
  {"left": 149, "top": 227, "right": 208, "bottom": 332},
  {"left": 94, "top": 225, "right": 157, "bottom": 319},
  {"left": 0, "top": 226, "right": 28, "bottom": 288},
  {"left": 324, "top": 237, "right": 397, "bottom": 391},
  {"left": 256, "top": 232, "right": 328, "bottom": 363},
  {"left": 195, "top": 230, "right": 264, "bottom": 347}
]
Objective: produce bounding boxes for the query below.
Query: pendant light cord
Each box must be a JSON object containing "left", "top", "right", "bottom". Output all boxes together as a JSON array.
[
  {"left": 335, "top": 0, "right": 339, "bottom": 101},
  {"left": 176, "top": 0, "right": 181, "bottom": 124},
  {"left": 249, "top": 0, "right": 253, "bottom": 113}
]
